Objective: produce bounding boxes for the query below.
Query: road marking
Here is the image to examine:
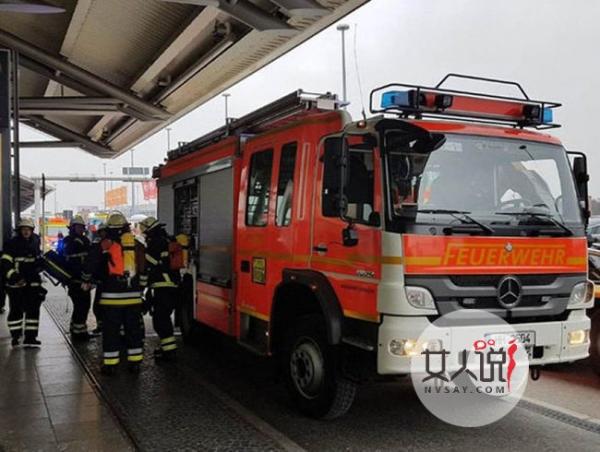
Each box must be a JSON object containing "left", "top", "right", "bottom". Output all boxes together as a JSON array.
[{"left": 520, "top": 396, "right": 600, "bottom": 434}]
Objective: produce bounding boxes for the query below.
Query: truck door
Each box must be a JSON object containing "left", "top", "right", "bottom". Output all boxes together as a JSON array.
[
  {"left": 310, "top": 135, "right": 382, "bottom": 323},
  {"left": 236, "top": 140, "right": 300, "bottom": 347}
]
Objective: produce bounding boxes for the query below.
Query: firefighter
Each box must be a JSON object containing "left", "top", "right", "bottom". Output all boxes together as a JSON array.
[
  {"left": 85, "top": 213, "right": 144, "bottom": 375},
  {"left": 63, "top": 215, "right": 92, "bottom": 341},
  {"left": 139, "top": 217, "right": 180, "bottom": 362},
  {"left": 90, "top": 223, "right": 107, "bottom": 335},
  {"left": 1, "top": 218, "right": 46, "bottom": 347}
]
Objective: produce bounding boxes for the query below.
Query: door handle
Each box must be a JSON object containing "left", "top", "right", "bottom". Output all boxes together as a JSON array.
[
  {"left": 313, "top": 245, "right": 328, "bottom": 253},
  {"left": 241, "top": 260, "right": 250, "bottom": 273}
]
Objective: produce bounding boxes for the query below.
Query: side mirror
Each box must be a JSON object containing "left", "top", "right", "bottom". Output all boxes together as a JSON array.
[
  {"left": 569, "top": 152, "right": 590, "bottom": 225},
  {"left": 342, "top": 223, "right": 358, "bottom": 247}
]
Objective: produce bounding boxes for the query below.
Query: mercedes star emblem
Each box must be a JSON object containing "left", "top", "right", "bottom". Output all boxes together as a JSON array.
[
  {"left": 505, "top": 242, "right": 513, "bottom": 252},
  {"left": 497, "top": 275, "right": 522, "bottom": 309}
]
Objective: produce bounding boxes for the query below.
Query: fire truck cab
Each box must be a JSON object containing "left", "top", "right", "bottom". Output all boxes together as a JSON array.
[{"left": 154, "top": 75, "right": 593, "bottom": 419}]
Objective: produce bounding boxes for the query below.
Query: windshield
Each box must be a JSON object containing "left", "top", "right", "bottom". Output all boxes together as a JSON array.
[{"left": 386, "top": 133, "right": 582, "bottom": 231}]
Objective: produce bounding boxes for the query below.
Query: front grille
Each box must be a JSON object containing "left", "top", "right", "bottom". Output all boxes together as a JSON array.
[
  {"left": 456, "top": 295, "right": 545, "bottom": 309},
  {"left": 449, "top": 274, "right": 558, "bottom": 287}
]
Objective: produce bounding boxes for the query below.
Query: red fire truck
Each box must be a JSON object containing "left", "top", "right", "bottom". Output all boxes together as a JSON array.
[{"left": 154, "top": 75, "right": 594, "bottom": 418}]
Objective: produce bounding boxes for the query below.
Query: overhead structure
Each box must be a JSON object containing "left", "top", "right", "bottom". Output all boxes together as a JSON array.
[{"left": 0, "top": 0, "right": 369, "bottom": 158}]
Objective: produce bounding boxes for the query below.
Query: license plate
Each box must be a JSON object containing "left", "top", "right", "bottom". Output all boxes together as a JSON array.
[{"left": 485, "top": 331, "right": 536, "bottom": 358}]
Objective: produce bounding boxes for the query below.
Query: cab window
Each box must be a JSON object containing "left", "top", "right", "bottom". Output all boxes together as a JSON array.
[
  {"left": 246, "top": 150, "right": 273, "bottom": 227},
  {"left": 275, "top": 143, "right": 297, "bottom": 227},
  {"left": 322, "top": 137, "right": 375, "bottom": 224}
]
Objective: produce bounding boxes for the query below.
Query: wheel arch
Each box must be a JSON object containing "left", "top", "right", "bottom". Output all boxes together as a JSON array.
[{"left": 270, "top": 269, "right": 343, "bottom": 354}]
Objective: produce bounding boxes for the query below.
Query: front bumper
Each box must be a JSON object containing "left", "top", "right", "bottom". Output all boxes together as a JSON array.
[{"left": 377, "top": 310, "right": 590, "bottom": 375}]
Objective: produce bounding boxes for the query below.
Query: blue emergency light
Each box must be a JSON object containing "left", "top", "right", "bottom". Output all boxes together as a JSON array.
[{"left": 381, "top": 90, "right": 413, "bottom": 109}]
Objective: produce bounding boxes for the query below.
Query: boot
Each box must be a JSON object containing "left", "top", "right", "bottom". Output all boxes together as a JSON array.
[
  {"left": 154, "top": 348, "right": 176, "bottom": 362},
  {"left": 72, "top": 332, "right": 91, "bottom": 342},
  {"left": 127, "top": 362, "right": 141, "bottom": 374},
  {"left": 23, "top": 337, "right": 42, "bottom": 348},
  {"left": 101, "top": 365, "right": 117, "bottom": 376}
]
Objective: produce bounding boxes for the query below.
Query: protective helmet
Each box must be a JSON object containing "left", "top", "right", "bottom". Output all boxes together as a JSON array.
[
  {"left": 17, "top": 218, "right": 35, "bottom": 230},
  {"left": 106, "top": 212, "right": 128, "bottom": 229},
  {"left": 70, "top": 215, "right": 85, "bottom": 227},
  {"left": 139, "top": 216, "right": 161, "bottom": 234}
]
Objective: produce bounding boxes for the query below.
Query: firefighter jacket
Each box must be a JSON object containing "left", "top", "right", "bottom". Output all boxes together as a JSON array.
[
  {"left": 141, "top": 229, "right": 179, "bottom": 290},
  {"left": 62, "top": 233, "right": 90, "bottom": 280},
  {"left": 1, "top": 234, "right": 43, "bottom": 288},
  {"left": 85, "top": 229, "right": 143, "bottom": 306}
]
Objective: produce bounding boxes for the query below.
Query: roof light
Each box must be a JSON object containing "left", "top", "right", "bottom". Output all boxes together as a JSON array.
[
  {"left": 542, "top": 107, "right": 553, "bottom": 124},
  {"left": 381, "top": 90, "right": 414, "bottom": 109},
  {"left": 434, "top": 94, "right": 453, "bottom": 109}
]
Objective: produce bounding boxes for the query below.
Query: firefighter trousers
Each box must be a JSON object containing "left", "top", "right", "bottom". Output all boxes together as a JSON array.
[
  {"left": 151, "top": 287, "right": 178, "bottom": 353},
  {"left": 7, "top": 286, "right": 42, "bottom": 340},
  {"left": 68, "top": 285, "right": 91, "bottom": 335},
  {"left": 92, "top": 285, "right": 103, "bottom": 329},
  {"left": 102, "top": 305, "right": 144, "bottom": 366}
]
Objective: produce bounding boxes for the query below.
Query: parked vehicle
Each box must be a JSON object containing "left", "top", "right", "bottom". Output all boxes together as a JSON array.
[
  {"left": 588, "top": 247, "right": 600, "bottom": 374},
  {"left": 154, "top": 75, "right": 594, "bottom": 418}
]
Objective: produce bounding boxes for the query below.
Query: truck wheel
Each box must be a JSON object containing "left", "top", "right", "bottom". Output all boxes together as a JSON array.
[
  {"left": 590, "top": 311, "right": 600, "bottom": 375},
  {"left": 283, "top": 316, "right": 356, "bottom": 419}
]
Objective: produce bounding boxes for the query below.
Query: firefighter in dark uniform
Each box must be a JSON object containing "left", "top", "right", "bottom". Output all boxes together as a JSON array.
[
  {"left": 90, "top": 223, "right": 107, "bottom": 335},
  {"left": 1, "top": 218, "right": 45, "bottom": 347},
  {"left": 139, "top": 217, "right": 179, "bottom": 361},
  {"left": 85, "top": 212, "right": 144, "bottom": 375},
  {"left": 63, "top": 215, "right": 92, "bottom": 341}
]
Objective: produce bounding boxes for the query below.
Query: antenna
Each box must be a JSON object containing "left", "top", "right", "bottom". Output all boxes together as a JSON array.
[{"left": 352, "top": 23, "right": 367, "bottom": 121}]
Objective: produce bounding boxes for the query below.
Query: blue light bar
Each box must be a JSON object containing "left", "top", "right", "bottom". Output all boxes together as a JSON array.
[
  {"left": 542, "top": 107, "right": 553, "bottom": 124},
  {"left": 381, "top": 90, "right": 413, "bottom": 109}
]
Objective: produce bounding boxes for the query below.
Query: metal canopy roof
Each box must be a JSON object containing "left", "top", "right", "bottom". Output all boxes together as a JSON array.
[{"left": 0, "top": 0, "right": 368, "bottom": 158}]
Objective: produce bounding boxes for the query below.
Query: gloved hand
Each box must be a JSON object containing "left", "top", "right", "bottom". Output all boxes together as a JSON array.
[{"left": 142, "top": 289, "right": 154, "bottom": 316}]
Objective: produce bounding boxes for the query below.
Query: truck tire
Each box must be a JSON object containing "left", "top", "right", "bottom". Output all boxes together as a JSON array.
[
  {"left": 591, "top": 311, "right": 600, "bottom": 375},
  {"left": 283, "top": 315, "right": 357, "bottom": 420},
  {"left": 179, "top": 275, "right": 200, "bottom": 344}
]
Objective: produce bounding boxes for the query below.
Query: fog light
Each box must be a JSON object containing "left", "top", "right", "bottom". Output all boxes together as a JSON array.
[
  {"left": 568, "top": 329, "right": 589, "bottom": 346},
  {"left": 389, "top": 338, "right": 419, "bottom": 356}
]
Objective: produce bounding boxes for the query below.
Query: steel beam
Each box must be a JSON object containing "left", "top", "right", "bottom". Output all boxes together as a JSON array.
[
  {"left": 0, "top": 29, "right": 171, "bottom": 120},
  {"left": 270, "top": 0, "right": 327, "bottom": 18},
  {"left": 20, "top": 141, "right": 81, "bottom": 148},
  {"left": 162, "top": 0, "right": 294, "bottom": 31},
  {"left": 20, "top": 96, "right": 125, "bottom": 116},
  {"left": 20, "top": 56, "right": 156, "bottom": 121},
  {"left": 21, "top": 115, "right": 114, "bottom": 158}
]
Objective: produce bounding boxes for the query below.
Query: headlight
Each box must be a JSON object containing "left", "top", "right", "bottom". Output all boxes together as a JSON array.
[
  {"left": 405, "top": 286, "right": 436, "bottom": 310},
  {"left": 568, "top": 281, "right": 594, "bottom": 308},
  {"left": 389, "top": 338, "right": 444, "bottom": 356}
]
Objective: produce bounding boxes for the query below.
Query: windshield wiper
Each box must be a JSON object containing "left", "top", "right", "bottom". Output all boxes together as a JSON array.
[
  {"left": 417, "top": 209, "right": 494, "bottom": 235},
  {"left": 494, "top": 210, "right": 573, "bottom": 236}
]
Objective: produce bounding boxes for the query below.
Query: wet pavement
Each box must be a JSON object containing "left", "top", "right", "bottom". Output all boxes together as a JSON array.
[
  {"left": 33, "top": 286, "right": 600, "bottom": 451},
  {"left": 0, "top": 301, "right": 132, "bottom": 452}
]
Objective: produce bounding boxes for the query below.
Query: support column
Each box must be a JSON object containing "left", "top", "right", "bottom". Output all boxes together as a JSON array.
[
  {"left": 0, "top": 49, "right": 12, "bottom": 243},
  {"left": 34, "top": 178, "right": 41, "bottom": 230}
]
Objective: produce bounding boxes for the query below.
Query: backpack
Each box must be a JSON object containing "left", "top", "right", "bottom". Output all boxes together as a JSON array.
[{"left": 168, "top": 237, "right": 185, "bottom": 271}]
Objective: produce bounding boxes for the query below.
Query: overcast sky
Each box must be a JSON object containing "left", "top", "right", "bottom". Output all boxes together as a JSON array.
[{"left": 19, "top": 0, "right": 600, "bottom": 212}]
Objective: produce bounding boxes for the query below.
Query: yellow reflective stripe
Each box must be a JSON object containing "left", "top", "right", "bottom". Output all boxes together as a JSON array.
[
  {"left": 160, "top": 336, "right": 176, "bottom": 345},
  {"left": 1, "top": 254, "right": 13, "bottom": 262},
  {"left": 100, "top": 298, "right": 143, "bottom": 306},
  {"left": 104, "top": 358, "right": 120, "bottom": 365},
  {"left": 151, "top": 282, "right": 177, "bottom": 288},
  {"left": 162, "top": 273, "right": 172, "bottom": 283},
  {"left": 160, "top": 251, "right": 169, "bottom": 258},
  {"left": 162, "top": 343, "right": 177, "bottom": 351},
  {"left": 127, "top": 355, "right": 143, "bottom": 362},
  {"left": 14, "top": 257, "right": 36, "bottom": 263},
  {"left": 145, "top": 254, "right": 159, "bottom": 265},
  {"left": 6, "top": 269, "right": 17, "bottom": 279}
]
